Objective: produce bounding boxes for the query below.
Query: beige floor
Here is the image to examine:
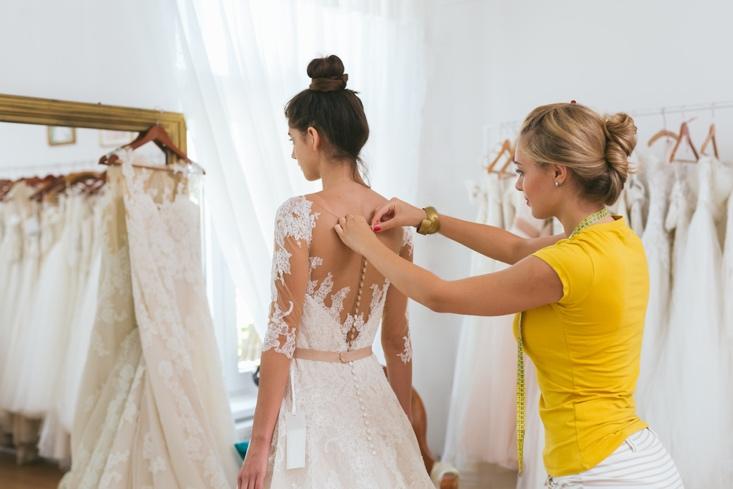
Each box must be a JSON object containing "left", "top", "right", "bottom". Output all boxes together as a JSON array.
[
  {"left": 456, "top": 462, "right": 518, "bottom": 489},
  {"left": 0, "top": 451, "right": 64, "bottom": 489},
  {"left": 0, "top": 449, "right": 520, "bottom": 489}
]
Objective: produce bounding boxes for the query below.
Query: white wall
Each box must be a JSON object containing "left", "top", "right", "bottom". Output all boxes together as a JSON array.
[
  {"left": 412, "top": 0, "right": 494, "bottom": 456},
  {"left": 0, "top": 0, "right": 181, "bottom": 111},
  {"left": 416, "top": 0, "right": 733, "bottom": 456}
]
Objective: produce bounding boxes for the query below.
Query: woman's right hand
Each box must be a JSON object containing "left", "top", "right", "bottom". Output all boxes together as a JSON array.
[
  {"left": 237, "top": 443, "right": 269, "bottom": 489},
  {"left": 371, "top": 198, "right": 426, "bottom": 233}
]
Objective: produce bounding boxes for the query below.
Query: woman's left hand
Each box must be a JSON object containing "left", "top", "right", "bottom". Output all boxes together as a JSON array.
[{"left": 334, "top": 214, "right": 379, "bottom": 256}]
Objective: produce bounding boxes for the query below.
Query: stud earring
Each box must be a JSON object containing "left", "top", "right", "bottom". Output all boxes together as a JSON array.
[{"left": 554, "top": 181, "right": 560, "bottom": 187}]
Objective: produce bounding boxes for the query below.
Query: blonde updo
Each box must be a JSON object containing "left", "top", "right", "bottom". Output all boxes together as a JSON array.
[{"left": 519, "top": 103, "right": 637, "bottom": 205}]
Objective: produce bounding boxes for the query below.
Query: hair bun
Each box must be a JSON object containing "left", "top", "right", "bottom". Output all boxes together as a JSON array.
[
  {"left": 307, "top": 55, "right": 348, "bottom": 92},
  {"left": 604, "top": 112, "right": 637, "bottom": 160}
]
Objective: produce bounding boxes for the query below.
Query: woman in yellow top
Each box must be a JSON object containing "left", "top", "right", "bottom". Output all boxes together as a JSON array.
[{"left": 334, "top": 102, "right": 683, "bottom": 488}]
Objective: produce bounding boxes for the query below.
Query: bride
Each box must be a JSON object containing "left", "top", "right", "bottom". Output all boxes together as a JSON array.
[{"left": 236, "top": 55, "right": 434, "bottom": 489}]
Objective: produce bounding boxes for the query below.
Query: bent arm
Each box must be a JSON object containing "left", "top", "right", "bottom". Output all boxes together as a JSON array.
[
  {"left": 381, "top": 231, "right": 415, "bottom": 420},
  {"left": 362, "top": 238, "right": 562, "bottom": 316},
  {"left": 437, "top": 214, "right": 563, "bottom": 264}
]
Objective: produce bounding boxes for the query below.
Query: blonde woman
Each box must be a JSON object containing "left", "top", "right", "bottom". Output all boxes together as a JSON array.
[{"left": 335, "top": 103, "right": 684, "bottom": 488}]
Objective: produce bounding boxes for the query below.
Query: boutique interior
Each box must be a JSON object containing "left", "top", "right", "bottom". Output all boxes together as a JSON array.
[{"left": 1, "top": 1, "right": 732, "bottom": 488}]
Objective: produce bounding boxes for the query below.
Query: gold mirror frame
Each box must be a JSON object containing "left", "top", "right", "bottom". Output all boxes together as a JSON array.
[{"left": 0, "top": 93, "right": 186, "bottom": 165}]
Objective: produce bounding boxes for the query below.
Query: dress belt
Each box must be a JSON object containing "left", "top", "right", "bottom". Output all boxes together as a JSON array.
[{"left": 293, "top": 346, "right": 373, "bottom": 363}]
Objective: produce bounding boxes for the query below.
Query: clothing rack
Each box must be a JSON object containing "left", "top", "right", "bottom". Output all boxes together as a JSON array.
[{"left": 0, "top": 159, "right": 100, "bottom": 180}]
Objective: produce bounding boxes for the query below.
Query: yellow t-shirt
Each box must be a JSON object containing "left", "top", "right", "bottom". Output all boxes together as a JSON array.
[{"left": 514, "top": 217, "right": 649, "bottom": 476}]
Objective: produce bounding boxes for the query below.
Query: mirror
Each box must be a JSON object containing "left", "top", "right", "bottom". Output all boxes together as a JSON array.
[{"left": 0, "top": 94, "right": 186, "bottom": 476}]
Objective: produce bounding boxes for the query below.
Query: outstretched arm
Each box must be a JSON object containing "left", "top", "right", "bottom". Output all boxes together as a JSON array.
[
  {"left": 336, "top": 215, "right": 563, "bottom": 316},
  {"left": 370, "top": 198, "right": 562, "bottom": 264}
]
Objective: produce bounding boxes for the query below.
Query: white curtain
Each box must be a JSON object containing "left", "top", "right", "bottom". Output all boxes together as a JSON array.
[{"left": 173, "top": 0, "right": 427, "bottom": 335}]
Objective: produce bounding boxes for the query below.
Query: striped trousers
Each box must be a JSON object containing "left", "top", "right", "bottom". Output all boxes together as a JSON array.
[{"left": 545, "top": 428, "right": 683, "bottom": 488}]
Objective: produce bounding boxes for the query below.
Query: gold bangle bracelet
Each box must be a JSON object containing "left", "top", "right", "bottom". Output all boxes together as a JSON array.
[{"left": 417, "top": 206, "right": 441, "bottom": 235}]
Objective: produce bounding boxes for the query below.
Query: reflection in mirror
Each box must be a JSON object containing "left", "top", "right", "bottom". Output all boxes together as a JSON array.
[
  {"left": 0, "top": 122, "right": 167, "bottom": 469},
  {"left": 0, "top": 123, "right": 165, "bottom": 179}
]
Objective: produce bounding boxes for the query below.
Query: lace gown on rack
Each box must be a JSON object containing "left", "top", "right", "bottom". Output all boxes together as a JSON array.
[
  {"left": 0, "top": 185, "right": 29, "bottom": 380},
  {"left": 443, "top": 173, "right": 517, "bottom": 471},
  {"left": 40, "top": 191, "right": 106, "bottom": 461},
  {"left": 61, "top": 150, "right": 238, "bottom": 489},
  {"left": 12, "top": 195, "right": 70, "bottom": 417},
  {"left": 636, "top": 152, "right": 672, "bottom": 414},
  {"left": 261, "top": 195, "right": 433, "bottom": 489},
  {"left": 657, "top": 157, "right": 733, "bottom": 488},
  {"left": 0, "top": 190, "right": 41, "bottom": 410}
]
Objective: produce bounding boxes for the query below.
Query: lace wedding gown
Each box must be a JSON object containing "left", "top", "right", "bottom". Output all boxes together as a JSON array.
[
  {"left": 260, "top": 195, "right": 433, "bottom": 488},
  {"left": 636, "top": 152, "right": 672, "bottom": 414},
  {"left": 656, "top": 157, "right": 733, "bottom": 488},
  {"left": 443, "top": 173, "right": 517, "bottom": 470},
  {"left": 60, "top": 151, "right": 238, "bottom": 488}
]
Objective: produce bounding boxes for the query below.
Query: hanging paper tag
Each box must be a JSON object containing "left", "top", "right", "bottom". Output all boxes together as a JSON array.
[{"left": 285, "top": 411, "right": 306, "bottom": 469}]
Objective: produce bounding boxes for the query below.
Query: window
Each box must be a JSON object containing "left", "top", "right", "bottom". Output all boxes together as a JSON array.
[
  {"left": 201, "top": 190, "right": 259, "bottom": 412},
  {"left": 235, "top": 289, "right": 261, "bottom": 373}
]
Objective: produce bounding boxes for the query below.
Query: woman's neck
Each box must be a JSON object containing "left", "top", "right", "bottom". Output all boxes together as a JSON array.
[
  {"left": 320, "top": 159, "right": 359, "bottom": 190},
  {"left": 557, "top": 199, "right": 611, "bottom": 236}
]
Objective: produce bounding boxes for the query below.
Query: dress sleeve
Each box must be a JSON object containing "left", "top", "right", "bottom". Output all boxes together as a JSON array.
[
  {"left": 261, "top": 197, "right": 317, "bottom": 359},
  {"left": 382, "top": 228, "right": 415, "bottom": 363}
]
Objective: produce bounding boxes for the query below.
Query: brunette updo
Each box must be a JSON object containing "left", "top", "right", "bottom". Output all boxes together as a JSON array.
[
  {"left": 519, "top": 102, "right": 637, "bottom": 205},
  {"left": 285, "top": 55, "right": 369, "bottom": 183}
]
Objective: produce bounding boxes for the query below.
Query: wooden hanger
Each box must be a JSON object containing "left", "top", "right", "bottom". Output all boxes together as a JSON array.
[
  {"left": 30, "top": 175, "right": 66, "bottom": 202},
  {"left": 99, "top": 124, "right": 203, "bottom": 173},
  {"left": 72, "top": 171, "right": 107, "bottom": 195},
  {"left": 647, "top": 129, "right": 679, "bottom": 147},
  {"left": 0, "top": 179, "right": 13, "bottom": 201},
  {"left": 700, "top": 123, "right": 719, "bottom": 159},
  {"left": 667, "top": 121, "right": 699, "bottom": 163},
  {"left": 486, "top": 139, "right": 513, "bottom": 173},
  {"left": 498, "top": 148, "right": 516, "bottom": 177}
]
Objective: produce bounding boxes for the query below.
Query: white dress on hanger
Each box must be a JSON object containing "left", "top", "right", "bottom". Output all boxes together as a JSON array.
[
  {"left": 443, "top": 173, "right": 517, "bottom": 471},
  {"left": 0, "top": 186, "right": 27, "bottom": 374},
  {"left": 626, "top": 172, "right": 647, "bottom": 236},
  {"left": 40, "top": 192, "right": 105, "bottom": 462},
  {"left": 636, "top": 153, "right": 672, "bottom": 415},
  {"left": 60, "top": 152, "right": 238, "bottom": 488},
  {"left": 724, "top": 188, "right": 733, "bottom": 345},
  {"left": 12, "top": 196, "right": 70, "bottom": 416},
  {"left": 657, "top": 157, "right": 732, "bottom": 488},
  {"left": 0, "top": 195, "right": 41, "bottom": 411}
]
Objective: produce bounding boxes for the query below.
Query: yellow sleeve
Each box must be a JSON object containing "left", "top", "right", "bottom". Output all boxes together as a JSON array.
[{"left": 532, "top": 239, "right": 595, "bottom": 305}]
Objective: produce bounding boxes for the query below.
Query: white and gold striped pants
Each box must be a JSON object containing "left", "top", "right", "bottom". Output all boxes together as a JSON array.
[{"left": 545, "top": 429, "right": 683, "bottom": 488}]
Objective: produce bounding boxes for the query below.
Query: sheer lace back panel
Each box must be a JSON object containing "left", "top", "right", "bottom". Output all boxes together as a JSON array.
[{"left": 263, "top": 194, "right": 413, "bottom": 356}]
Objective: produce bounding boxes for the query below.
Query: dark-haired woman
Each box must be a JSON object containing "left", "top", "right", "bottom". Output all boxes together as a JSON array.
[
  {"left": 335, "top": 103, "right": 684, "bottom": 488},
  {"left": 237, "top": 55, "right": 434, "bottom": 489}
]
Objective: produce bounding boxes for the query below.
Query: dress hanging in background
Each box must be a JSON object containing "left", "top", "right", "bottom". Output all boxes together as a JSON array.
[{"left": 60, "top": 150, "right": 238, "bottom": 488}]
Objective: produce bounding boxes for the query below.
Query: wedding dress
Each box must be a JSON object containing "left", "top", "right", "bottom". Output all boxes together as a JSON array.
[
  {"left": 443, "top": 173, "right": 517, "bottom": 471},
  {"left": 0, "top": 190, "right": 41, "bottom": 410},
  {"left": 12, "top": 196, "right": 70, "bottom": 416},
  {"left": 636, "top": 153, "right": 672, "bottom": 415},
  {"left": 260, "top": 194, "right": 433, "bottom": 488},
  {"left": 656, "top": 157, "right": 733, "bottom": 488},
  {"left": 40, "top": 191, "right": 106, "bottom": 462},
  {"left": 60, "top": 151, "right": 238, "bottom": 488}
]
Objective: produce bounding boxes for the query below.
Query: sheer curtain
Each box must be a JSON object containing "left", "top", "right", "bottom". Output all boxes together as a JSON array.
[{"left": 173, "top": 0, "right": 427, "bottom": 335}]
